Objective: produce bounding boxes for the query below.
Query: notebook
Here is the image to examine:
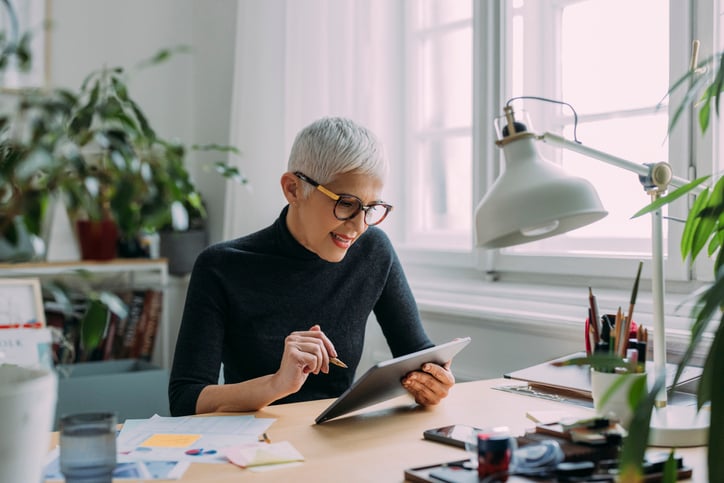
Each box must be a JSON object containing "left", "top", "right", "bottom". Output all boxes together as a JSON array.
[
  {"left": 504, "top": 351, "right": 703, "bottom": 399},
  {"left": 315, "top": 337, "right": 472, "bottom": 424}
]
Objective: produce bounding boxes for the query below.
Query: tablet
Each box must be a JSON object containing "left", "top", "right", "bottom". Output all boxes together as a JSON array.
[{"left": 315, "top": 337, "right": 471, "bottom": 424}]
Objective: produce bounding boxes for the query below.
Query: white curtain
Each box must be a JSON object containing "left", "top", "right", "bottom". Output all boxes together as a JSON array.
[{"left": 223, "top": 0, "right": 401, "bottom": 240}]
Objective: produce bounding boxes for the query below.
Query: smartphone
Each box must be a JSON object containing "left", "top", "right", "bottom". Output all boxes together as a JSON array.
[{"left": 423, "top": 424, "right": 481, "bottom": 448}]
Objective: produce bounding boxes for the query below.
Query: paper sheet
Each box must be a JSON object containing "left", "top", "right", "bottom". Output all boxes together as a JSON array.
[
  {"left": 224, "top": 441, "right": 304, "bottom": 468},
  {"left": 116, "top": 414, "right": 276, "bottom": 464}
]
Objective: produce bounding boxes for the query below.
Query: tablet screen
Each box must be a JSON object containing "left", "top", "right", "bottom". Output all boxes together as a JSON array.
[{"left": 315, "top": 337, "right": 471, "bottom": 423}]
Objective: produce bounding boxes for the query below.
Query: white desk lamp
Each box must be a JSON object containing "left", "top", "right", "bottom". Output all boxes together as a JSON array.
[{"left": 476, "top": 102, "right": 709, "bottom": 447}]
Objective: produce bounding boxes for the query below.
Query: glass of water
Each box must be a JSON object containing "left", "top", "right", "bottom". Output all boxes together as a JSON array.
[{"left": 59, "top": 412, "right": 117, "bottom": 483}]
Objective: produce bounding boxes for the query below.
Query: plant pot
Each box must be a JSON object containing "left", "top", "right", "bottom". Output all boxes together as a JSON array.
[
  {"left": 159, "top": 228, "right": 208, "bottom": 275},
  {"left": 117, "top": 235, "right": 149, "bottom": 259},
  {"left": 76, "top": 219, "right": 118, "bottom": 261},
  {"left": 590, "top": 368, "right": 647, "bottom": 428}
]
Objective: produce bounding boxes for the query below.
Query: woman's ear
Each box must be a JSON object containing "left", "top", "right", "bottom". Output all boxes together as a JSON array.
[{"left": 280, "top": 172, "right": 301, "bottom": 204}]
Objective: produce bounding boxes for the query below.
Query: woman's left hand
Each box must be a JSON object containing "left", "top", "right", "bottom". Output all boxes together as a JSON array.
[{"left": 401, "top": 361, "right": 455, "bottom": 406}]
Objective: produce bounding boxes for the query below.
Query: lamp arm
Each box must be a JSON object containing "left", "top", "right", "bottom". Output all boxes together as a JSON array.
[{"left": 540, "top": 132, "right": 695, "bottom": 191}]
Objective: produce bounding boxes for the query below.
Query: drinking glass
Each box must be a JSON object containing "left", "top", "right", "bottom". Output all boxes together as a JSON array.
[{"left": 59, "top": 412, "right": 117, "bottom": 483}]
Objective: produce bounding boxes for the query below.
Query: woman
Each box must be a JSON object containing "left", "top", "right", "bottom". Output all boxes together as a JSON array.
[{"left": 169, "top": 117, "right": 456, "bottom": 416}]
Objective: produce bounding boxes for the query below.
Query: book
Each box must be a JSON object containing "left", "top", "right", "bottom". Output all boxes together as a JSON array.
[
  {"left": 108, "top": 290, "right": 134, "bottom": 360},
  {"left": 119, "top": 290, "right": 146, "bottom": 359},
  {"left": 504, "top": 351, "right": 703, "bottom": 398},
  {"left": 0, "top": 327, "right": 54, "bottom": 368},
  {"left": 133, "top": 290, "right": 163, "bottom": 361}
]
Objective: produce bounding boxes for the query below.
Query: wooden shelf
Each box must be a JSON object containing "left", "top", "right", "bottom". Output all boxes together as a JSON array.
[{"left": 0, "top": 258, "right": 171, "bottom": 368}]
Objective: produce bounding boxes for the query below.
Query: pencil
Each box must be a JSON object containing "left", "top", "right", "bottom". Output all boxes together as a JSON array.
[
  {"left": 330, "top": 357, "right": 348, "bottom": 369},
  {"left": 613, "top": 307, "right": 623, "bottom": 356}
]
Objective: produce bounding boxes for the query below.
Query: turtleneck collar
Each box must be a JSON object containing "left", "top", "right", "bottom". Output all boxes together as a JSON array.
[{"left": 274, "top": 205, "right": 324, "bottom": 261}]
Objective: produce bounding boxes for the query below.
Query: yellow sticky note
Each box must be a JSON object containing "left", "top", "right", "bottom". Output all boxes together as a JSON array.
[{"left": 141, "top": 433, "right": 201, "bottom": 448}]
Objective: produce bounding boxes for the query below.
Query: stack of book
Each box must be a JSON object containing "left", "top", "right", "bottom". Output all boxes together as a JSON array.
[{"left": 46, "top": 288, "right": 163, "bottom": 363}]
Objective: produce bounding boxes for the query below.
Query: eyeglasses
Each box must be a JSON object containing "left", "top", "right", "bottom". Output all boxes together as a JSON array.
[{"left": 294, "top": 171, "right": 393, "bottom": 226}]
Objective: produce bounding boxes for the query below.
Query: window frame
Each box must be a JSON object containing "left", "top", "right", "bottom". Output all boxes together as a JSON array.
[
  {"left": 395, "top": 0, "right": 709, "bottom": 289},
  {"left": 387, "top": 0, "right": 724, "bottom": 341}
]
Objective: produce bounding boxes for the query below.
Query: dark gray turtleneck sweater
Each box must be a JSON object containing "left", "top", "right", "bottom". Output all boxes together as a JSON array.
[{"left": 168, "top": 206, "right": 432, "bottom": 416}]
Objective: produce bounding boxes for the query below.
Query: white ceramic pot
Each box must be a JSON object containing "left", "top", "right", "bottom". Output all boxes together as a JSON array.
[
  {"left": 0, "top": 364, "right": 57, "bottom": 483},
  {"left": 590, "top": 368, "right": 646, "bottom": 428}
]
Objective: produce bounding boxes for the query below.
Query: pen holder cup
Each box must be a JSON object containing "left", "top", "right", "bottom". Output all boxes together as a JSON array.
[
  {"left": 478, "top": 433, "right": 516, "bottom": 480},
  {"left": 463, "top": 427, "right": 514, "bottom": 471},
  {"left": 590, "top": 368, "right": 646, "bottom": 429}
]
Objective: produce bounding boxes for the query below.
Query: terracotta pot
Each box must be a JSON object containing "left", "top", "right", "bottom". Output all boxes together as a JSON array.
[{"left": 76, "top": 220, "right": 118, "bottom": 260}]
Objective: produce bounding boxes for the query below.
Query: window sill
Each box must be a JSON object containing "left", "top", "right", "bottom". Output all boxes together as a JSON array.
[{"left": 404, "top": 264, "right": 711, "bottom": 365}]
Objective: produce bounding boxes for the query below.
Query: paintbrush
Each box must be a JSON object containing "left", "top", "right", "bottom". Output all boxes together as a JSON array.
[{"left": 623, "top": 261, "right": 644, "bottom": 354}]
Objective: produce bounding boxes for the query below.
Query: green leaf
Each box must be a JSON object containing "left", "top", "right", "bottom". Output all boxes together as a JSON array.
[
  {"left": 619, "top": 374, "right": 663, "bottom": 481},
  {"left": 550, "top": 353, "right": 639, "bottom": 374},
  {"left": 213, "top": 161, "right": 249, "bottom": 184},
  {"left": 709, "top": 322, "right": 724, "bottom": 483},
  {"left": 665, "top": 59, "right": 714, "bottom": 133},
  {"left": 192, "top": 143, "right": 242, "bottom": 155},
  {"left": 80, "top": 299, "right": 109, "bottom": 354},
  {"left": 631, "top": 176, "right": 710, "bottom": 219},
  {"left": 690, "top": 195, "right": 721, "bottom": 262},
  {"left": 662, "top": 451, "right": 678, "bottom": 483},
  {"left": 700, "top": 95, "right": 712, "bottom": 133},
  {"left": 682, "top": 187, "right": 711, "bottom": 259},
  {"left": 97, "top": 291, "right": 129, "bottom": 320},
  {"left": 714, "top": 54, "right": 724, "bottom": 117},
  {"left": 136, "top": 45, "right": 192, "bottom": 69}
]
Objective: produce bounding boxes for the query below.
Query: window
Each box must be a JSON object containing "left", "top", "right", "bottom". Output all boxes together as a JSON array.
[
  {"left": 403, "top": 1, "right": 473, "bottom": 251},
  {"left": 396, "top": 0, "right": 714, "bottom": 284}
]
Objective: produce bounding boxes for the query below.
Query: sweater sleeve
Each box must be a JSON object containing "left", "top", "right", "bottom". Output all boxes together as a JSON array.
[
  {"left": 168, "top": 248, "right": 228, "bottom": 416},
  {"left": 372, "top": 232, "right": 433, "bottom": 357}
]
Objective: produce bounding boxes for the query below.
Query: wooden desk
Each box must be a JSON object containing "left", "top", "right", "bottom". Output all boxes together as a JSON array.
[{"left": 52, "top": 378, "right": 708, "bottom": 482}]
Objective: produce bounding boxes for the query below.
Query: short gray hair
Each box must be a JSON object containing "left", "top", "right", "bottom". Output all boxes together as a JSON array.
[{"left": 287, "top": 117, "right": 387, "bottom": 197}]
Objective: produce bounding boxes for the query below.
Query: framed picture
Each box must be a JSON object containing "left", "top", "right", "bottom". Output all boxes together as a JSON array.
[{"left": 0, "top": 278, "right": 45, "bottom": 329}]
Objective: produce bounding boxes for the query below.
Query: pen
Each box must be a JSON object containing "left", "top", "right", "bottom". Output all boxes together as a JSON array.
[
  {"left": 330, "top": 357, "right": 348, "bottom": 369},
  {"left": 310, "top": 324, "right": 347, "bottom": 368}
]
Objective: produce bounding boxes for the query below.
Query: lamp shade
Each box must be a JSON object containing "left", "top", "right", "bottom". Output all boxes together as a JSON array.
[{"left": 475, "top": 134, "right": 608, "bottom": 248}]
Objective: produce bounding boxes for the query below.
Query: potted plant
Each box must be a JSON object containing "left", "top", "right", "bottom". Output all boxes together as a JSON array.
[
  {"left": 605, "top": 50, "right": 724, "bottom": 482},
  {"left": 0, "top": 87, "right": 80, "bottom": 261},
  {"left": 62, "top": 56, "right": 247, "bottom": 263},
  {"left": 0, "top": 0, "right": 83, "bottom": 262},
  {"left": 61, "top": 63, "right": 172, "bottom": 260}
]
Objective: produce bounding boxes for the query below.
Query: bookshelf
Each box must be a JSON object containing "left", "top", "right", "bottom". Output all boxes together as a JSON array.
[{"left": 0, "top": 259, "right": 171, "bottom": 368}]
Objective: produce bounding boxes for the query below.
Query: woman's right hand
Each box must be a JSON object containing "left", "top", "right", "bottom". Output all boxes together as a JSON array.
[{"left": 274, "top": 324, "right": 338, "bottom": 395}]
